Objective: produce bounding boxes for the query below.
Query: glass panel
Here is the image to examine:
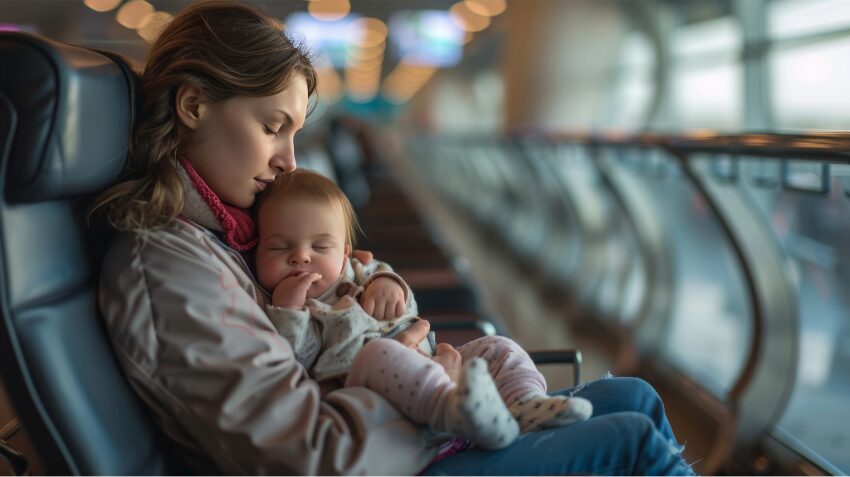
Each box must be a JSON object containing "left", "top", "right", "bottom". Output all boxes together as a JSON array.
[
  {"left": 835, "top": 164, "right": 850, "bottom": 197},
  {"left": 630, "top": 151, "right": 752, "bottom": 396},
  {"left": 607, "top": 31, "right": 655, "bottom": 130},
  {"left": 672, "top": 17, "right": 739, "bottom": 60},
  {"left": 743, "top": 156, "right": 782, "bottom": 188},
  {"left": 768, "top": 0, "right": 850, "bottom": 40},
  {"left": 670, "top": 62, "right": 742, "bottom": 131},
  {"left": 668, "top": 16, "right": 742, "bottom": 131},
  {"left": 784, "top": 160, "right": 829, "bottom": 193},
  {"left": 742, "top": 159, "right": 850, "bottom": 474},
  {"left": 711, "top": 154, "right": 738, "bottom": 182},
  {"left": 771, "top": 37, "right": 850, "bottom": 130}
]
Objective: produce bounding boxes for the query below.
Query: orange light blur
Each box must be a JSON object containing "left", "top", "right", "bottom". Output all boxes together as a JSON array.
[
  {"left": 116, "top": 0, "right": 154, "bottom": 29},
  {"left": 308, "top": 0, "right": 350, "bottom": 22},
  {"left": 449, "top": 2, "right": 491, "bottom": 32},
  {"left": 84, "top": 0, "right": 123, "bottom": 13}
]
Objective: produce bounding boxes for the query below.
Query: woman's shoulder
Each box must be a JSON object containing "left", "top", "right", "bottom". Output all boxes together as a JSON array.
[{"left": 102, "top": 218, "right": 230, "bottom": 276}]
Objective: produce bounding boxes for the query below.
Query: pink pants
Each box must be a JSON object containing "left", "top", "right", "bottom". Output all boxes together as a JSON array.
[{"left": 345, "top": 335, "right": 546, "bottom": 425}]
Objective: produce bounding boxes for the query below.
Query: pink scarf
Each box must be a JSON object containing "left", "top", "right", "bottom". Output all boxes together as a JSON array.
[{"left": 179, "top": 158, "right": 258, "bottom": 251}]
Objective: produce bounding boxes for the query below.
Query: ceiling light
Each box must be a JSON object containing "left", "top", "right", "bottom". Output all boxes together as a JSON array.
[
  {"left": 137, "top": 11, "right": 173, "bottom": 43},
  {"left": 308, "top": 0, "right": 350, "bottom": 22},
  {"left": 449, "top": 2, "right": 490, "bottom": 32},
  {"left": 116, "top": 0, "right": 154, "bottom": 29},
  {"left": 356, "top": 17, "right": 387, "bottom": 37},
  {"left": 465, "top": 0, "right": 506, "bottom": 17},
  {"left": 84, "top": 0, "right": 123, "bottom": 12}
]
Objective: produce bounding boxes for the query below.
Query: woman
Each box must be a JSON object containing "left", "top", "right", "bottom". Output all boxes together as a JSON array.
[{"left": 94, "top": 1, "right": 695, "bottom": 474}]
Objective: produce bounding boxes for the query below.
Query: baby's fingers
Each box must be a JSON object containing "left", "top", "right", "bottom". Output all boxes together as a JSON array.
[{"left": 394, "top": 299, "right": 405, "bottom": 318}]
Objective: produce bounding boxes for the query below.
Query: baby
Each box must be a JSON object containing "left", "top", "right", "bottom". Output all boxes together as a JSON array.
[{"left": 256, "top": 169, "right": 592, "bottom": 450}]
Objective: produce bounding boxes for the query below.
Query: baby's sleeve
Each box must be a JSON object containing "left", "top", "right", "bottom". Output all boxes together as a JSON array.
[{"left": 266, "top": 305, "right": 321, "bottom": 370}]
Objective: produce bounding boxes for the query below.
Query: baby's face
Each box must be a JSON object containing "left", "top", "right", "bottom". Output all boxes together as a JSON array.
[{"left": 256, "top": 198, "right": 349, "bottom": 299}]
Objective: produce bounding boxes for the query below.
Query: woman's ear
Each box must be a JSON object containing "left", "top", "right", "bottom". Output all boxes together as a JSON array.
[
  {"left": 174, "top": 83, "right": 208, "bottom": 131},
  {"left": 344, "top": 244, "right": 351, "bottom": 257}
]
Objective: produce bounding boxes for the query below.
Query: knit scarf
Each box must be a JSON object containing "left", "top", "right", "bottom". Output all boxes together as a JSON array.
[{"left": 179, "top": 157, "right": 257, "bottom": 251}]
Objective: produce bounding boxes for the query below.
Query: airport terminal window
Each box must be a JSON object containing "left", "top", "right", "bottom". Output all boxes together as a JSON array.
[
  {"left": 631, "top": 151, "right": 751, "bottom": 397},
  {"left": 606, "top": 31, "right": 654, "bottom": 130},
  {"left": 669, "top": 17, "right": 742, "bottom": 131},
  {"left": 768, "top": 0, "right": 850, "bottom": 40},
  {"left": 770, "top": 37, "right": 850, "bottom": 130},
  {"left": 741, "top": 164, "right": 850, "bottom": 473}
]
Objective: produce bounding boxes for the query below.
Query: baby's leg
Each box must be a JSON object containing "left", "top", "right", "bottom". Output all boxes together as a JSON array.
[
  {"left": 457, "top": 336, "right": 592, "bottom": 433},
  {"left": 346, "top": 338, "right": 518, "bottom": 449}
]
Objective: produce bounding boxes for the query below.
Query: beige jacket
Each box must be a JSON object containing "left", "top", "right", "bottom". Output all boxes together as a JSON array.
[{"left": 98, "top": 186, "right": 437, "bottom": 474}]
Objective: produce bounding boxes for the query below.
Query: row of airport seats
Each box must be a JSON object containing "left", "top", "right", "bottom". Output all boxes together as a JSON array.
[{"left": 405, "top": 132, "right": 850, "bottom": 475}]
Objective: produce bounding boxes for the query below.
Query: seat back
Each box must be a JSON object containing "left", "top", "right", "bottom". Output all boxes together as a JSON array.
[{"left": 0, "top": 32, "right": 169, "bottom": 474}]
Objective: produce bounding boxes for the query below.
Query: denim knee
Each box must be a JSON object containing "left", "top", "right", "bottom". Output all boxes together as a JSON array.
[{"left": 619, "top": 377, "right": 661, "bottom": 401}]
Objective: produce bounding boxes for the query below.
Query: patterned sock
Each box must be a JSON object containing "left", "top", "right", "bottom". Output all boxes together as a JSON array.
[
  {"left": 433, "top": 358, "right": 519, "bottom": 450},
  {"left": 508, "top": 393, "right": 593, "bottom": 434}
]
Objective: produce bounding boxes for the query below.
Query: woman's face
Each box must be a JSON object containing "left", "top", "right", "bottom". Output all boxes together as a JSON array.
[{"left": 182, "top": 75, "right": 309, "bottom": 208}]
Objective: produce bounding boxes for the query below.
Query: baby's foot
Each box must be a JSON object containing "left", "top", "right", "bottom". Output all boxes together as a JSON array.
[
  {"left": 444, "top": 358, "right": 519, "bottom": 449},
  {"left": 509, "top": 394, "right": 593, "bottom": 434}
]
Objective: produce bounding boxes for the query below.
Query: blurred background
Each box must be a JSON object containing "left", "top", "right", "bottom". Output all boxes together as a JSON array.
[
  {"left": 4, "top": 0, "right": 850, "bottom": 131},
  {"left": 3, "top": 0, "right": 850, "bottom": 475}
]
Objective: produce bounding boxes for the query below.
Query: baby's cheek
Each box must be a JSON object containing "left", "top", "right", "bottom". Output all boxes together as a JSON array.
[{"left": 257, "top": 257, "right": 283, "bottom": 291}]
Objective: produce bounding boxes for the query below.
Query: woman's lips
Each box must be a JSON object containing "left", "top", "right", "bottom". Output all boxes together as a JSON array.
[{"left": 255, "top": 179, "right": 269, "bottom": 191}]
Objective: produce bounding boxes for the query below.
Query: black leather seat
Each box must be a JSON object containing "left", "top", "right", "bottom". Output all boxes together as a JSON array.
[{"left": 0, "top": 32, "right": 170, "bottom": 475}]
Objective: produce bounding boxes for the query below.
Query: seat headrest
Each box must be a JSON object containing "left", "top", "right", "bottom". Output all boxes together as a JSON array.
[{"left": 0, "top": 32, "right": 138, "bottom": 203}]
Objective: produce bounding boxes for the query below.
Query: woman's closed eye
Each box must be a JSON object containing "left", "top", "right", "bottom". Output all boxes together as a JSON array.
[{"left": 263, "top": 125, "right": 280, "bottom": 136}]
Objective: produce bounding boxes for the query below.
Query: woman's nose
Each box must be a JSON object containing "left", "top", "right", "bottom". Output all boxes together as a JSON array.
[{"left": 271, "top": 143, "right": 296, "bottom": 174}]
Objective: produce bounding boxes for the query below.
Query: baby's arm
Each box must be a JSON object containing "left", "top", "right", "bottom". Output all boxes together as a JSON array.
[
  {"left": 266, "top": 305, "right": 321, "bottom": 370},
  {"left": 353, "top": 258, "right": 418, "bottom": 320},
  {"left": 267, "top": 273, "right": 324, "bottom": 369}
]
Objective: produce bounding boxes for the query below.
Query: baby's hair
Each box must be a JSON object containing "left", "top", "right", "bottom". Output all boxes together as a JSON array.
[{"left": 259, "top": 169, "right": 362, "bottom": 248}]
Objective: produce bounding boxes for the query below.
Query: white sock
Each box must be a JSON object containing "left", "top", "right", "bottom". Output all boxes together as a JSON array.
[
  {"left": 508, "top": 393, "right": 593, "bottom": 434},
  {"left": 433, "top": 358, "right": 520, "bottom": 450}
]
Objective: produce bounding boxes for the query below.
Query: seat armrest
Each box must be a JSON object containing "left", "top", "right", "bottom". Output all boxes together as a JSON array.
[
  {"left": 429, "top": 319, "right": 583, "bottom": 386},
  {"left": 429, "top": 319, "right": 496, "bottom": 336},
  {"left": 0, "top": 439, "right": 29, "bottom": 476},
  {"left": 528, "top": 350, "right": 582, "bottom": 387}
]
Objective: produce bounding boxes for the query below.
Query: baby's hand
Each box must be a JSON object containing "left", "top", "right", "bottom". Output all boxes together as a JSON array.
[
  {"left": 272, "top": 272, "right": 322, "bottom": 309},
  {"left": 432, "top": 343, "right": 462, "bottom": 383},
  {"left": 361, "top": 277, "right": 405, "bottom": 320}
]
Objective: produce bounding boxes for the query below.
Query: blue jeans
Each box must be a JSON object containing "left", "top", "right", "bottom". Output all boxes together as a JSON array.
[{"left": 422, "top": 377, "right": 697, "bottom": 476}]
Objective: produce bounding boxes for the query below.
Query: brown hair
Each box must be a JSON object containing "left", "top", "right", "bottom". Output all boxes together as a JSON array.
[
  {"left": 91, "top": 0, "right": 317, "bottom": 230},
  {"left": 258, "top": 169, "right": 361, "bottom": 248}
]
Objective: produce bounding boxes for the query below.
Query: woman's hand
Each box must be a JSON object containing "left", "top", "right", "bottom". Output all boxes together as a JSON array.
[
  {"left": 272, "top": 272, "right": 322, "bottom": 309},
  {"left": 432, "top": 343, "right": 462, "bottom": 382},
  {"left": 361, "top": 277, "right": 405, "bottom": 320},
  {"left": 393, "top": 319, "right": 430, "bottom": 348},
  {"left": 351, "top": 249, "right": 373, "bottom": 264}
]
